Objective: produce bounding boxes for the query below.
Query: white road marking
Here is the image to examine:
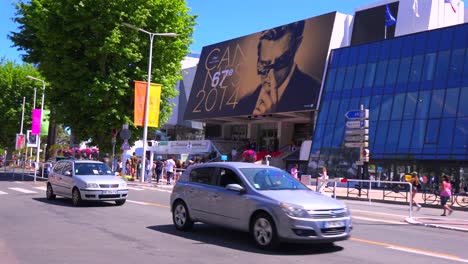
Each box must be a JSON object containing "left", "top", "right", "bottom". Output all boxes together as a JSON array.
[
  {"left": 8, "top": 187, "right": 37, "bottom": 194},
  {"left": 388, "top": 246, "right": 468, "bottom": 263},
  {"left": 34, "top": 186, "right": 47, "bottom": 191},
  {"left": 127, "top": 200, "right": 150, "bottom": 205},
  {"left": 0, "top": 191, "right": 8, "bottom": 195},
  {"left": 353, "top": 216, "right": 407, "bottom": 225},
  {"left": 127, "top": 187, "right": 144, "bottom": 191}
]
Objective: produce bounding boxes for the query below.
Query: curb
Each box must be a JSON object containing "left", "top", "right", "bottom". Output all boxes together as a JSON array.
[{"left": 405, "top": 217, "right": 468, "bottom": 232}]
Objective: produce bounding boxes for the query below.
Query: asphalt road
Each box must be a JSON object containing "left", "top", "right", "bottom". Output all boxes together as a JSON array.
[{"left": 0, "top": 178, "right": 467, "bottom": 264}]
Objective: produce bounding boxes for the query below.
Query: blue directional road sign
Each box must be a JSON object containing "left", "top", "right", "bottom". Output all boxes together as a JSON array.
[{"left": 345, "top": 109, "right": 369, "bottom": 120}]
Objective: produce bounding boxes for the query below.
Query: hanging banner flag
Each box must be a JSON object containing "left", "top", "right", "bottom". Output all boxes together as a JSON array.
[
  {"left": 15, "top": 134, "right": 25, "bottom": 150},
  {"left": 31, "top": 109, "right": 42, "bottom": 135},
  {"left": 134, "top": 81, "right": 162, "bottom": 128},
  {"left": 41, "top": 109, "right": 50, "bottom": 136}
]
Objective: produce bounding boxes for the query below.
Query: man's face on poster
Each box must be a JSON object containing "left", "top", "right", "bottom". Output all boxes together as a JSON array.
[{"left": 257, "top": 32, "right": 296, "bottom": 89}]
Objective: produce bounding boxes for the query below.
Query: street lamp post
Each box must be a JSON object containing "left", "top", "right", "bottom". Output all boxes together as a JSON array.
[
  {"left": 123, "top": 22, "right": 178, "bottom": 183},
  {"left": 27, "top": 76, "right": 45, "bottom": 183}
]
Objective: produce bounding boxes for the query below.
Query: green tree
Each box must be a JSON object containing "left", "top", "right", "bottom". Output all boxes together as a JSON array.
[
  {"left": 10, "top": 0, "right": 196, "bottom": 153},
  {"left": 0, "top": 57, "right": 43, "bottom": 152}
]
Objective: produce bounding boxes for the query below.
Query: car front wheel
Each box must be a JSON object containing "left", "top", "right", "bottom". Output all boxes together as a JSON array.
[
  {"left": 46, "top": 183, "right": 56, "bottom": 200},
  {"left": 251, "top": 213, "right": 279, "bottom": 250},
  {"left": 72, "top": 188, "right": 82, "bottom": 207},
  {"left": 172, "top": 201, "right": 194, "bottom": 231}
]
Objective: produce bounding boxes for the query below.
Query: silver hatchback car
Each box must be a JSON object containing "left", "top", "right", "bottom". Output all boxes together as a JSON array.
[
  {"left": 170, "top": 162, "right": 352, "bottom": 249},
  {"left": 46, "top": 160, "right": 128, "bottom": 206}
]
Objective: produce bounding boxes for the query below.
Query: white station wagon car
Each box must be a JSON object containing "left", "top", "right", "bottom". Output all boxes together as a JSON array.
[
  {"left": 170, "top": 162, "right": 352, "bottom": 249},
  {"left": 46, "top": 160, "right": 128, "bottom": 206}
]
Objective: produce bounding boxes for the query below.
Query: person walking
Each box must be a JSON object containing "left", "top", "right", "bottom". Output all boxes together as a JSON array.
[
  {"left": 165, "top": 156, "right": 176, "bottom": 185},
  {"left": 290, "top": 164, "right": 299, "bottom": 180},
  {"left": 154, "top": 158, "right": 163, "bottom": 184},
  {"left": 411, "top": 173, "right": 422, "bottom": 211},
  {"left": 440, "top": 174, "right": 454, "bottom": 216}
]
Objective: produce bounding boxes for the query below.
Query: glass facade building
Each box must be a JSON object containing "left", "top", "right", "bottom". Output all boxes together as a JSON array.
[{"left": 310, "top": 23, "right": 468, "bottom": 181}]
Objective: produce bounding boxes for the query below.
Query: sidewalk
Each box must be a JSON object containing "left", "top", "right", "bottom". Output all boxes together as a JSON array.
[{"left": 126, "top": 180, "right": 468, "bottom": 232}]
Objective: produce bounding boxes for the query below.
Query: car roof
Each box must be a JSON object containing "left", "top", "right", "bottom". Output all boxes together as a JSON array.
[
  {"left": 59, "top": 159, "right": 104, "bottom": 164},
  {"left": 187, "top": 162, "right": 274, "bottom": 170}
]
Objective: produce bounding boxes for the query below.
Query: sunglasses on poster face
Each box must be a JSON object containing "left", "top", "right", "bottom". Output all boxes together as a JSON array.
[{"left": 257, "top": 48, "right": 294, "bottom": 76}]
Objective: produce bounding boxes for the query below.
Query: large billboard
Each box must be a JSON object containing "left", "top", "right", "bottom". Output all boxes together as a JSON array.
[{"left": 184, "top": 12, "right": 336, "bottom": 120}]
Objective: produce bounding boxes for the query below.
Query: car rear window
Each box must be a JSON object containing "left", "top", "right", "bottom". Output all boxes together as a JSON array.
[{"left": 189, "top": 167, "right": 216, "bottom": 185}]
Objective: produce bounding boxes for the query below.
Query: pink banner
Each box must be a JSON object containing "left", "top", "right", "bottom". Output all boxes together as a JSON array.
[{"left": 31, "top": 109, "right": 42, "bottom": 135}]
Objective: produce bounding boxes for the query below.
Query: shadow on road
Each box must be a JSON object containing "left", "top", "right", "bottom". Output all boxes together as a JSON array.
[
  {"left": 0, "top": 173, "right": 47, "bottom": 182},
  {"left": 33, "top": 197, "right": 118, "bottom": 208},
  {"left": 147, "top": 224, "right": 344, "bottom": 255}
]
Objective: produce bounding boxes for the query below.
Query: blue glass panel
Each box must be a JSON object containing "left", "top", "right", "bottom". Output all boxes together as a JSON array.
[
  {"left": 447, "top": 48, "right": 465, "bottom": 88},
  {"left": 463, "top": 48, "right": 468, "bottom": 82},
  {"left": 458, "top": 87, "right": 468, "bottom": 117},
  {"left": 354, "top": 64, "right": 366, "bottom": 88},
  {"left": 413, "top": 33, "right": 427, "bottom": 54},
  {"left": 409, "top": 55, "right": 423, "bottom": 83},
  {"left": 422, "top": 53, "right": 436, "bottom": 81},
  {"left": 379, "top": 41, "right": 390, "bottom": 59},
  {"left": 398, "top": 120, "right": 414, "bottom": 151},
  {"left": 317, "top": 101, "right": 330, "bottom": 125},
  {"left": 369, "top": 120, "right": 377, "bottom": 147},
  {"left": 397, "top": 57, "right": 411, "bottom": 84},
  {"left": 349, "top": 97, "right": 360, "bottom": 111},
  {"left": 411, "top": 120, "right": 426, "bottom": 152},
  {"left": 391, "top": 93, "right": 405, "bottom": 120},
  {"left": 360, "top": 96, "right": 370, "bottom": 110},
  {"left": 426, "top": 30, "right": 440, "bottom": 53},
  {"left": 338, "top": 48, "right": 349, "bottom": 67},
  {"left": 434, "top": 50, "right": 450, "bottom": 86},
  {"left": 331, "top": 125, "right": 344, "bottom": 148},
  {"left": 325, "top": 68, "right": 337, "bottom": 92},
  {"left": 452, "top": 117, "right": 468, "bottom": 154},
  {"left": 374, "top": 60, "right": 388, "bottom": 87},
  {"left": 370, "top": 95, "right": 382, "bottom": 121},
  {"left": 379, "top": 96, "right": 393, "bottom": 121},
  {"left": 368, "top": 43, "right": 379, "bottom": 62},
  {"left": 343, "top": 65, "right": 356, "bottom": 90},
  {"left": 401, "top": 36, "right": 415, "bottom": 57},
  {"left": 442, "top": 88, "right": 460, "bottom": 118},
  {"left": 348, "top": 47, "right": 358, "bottom": 65},
  {"left": 364, "top": 63, "right": 376, "bottom": 87},
  {"left": 331, "top": 49, "right": 341, "bottom": 68},
  {"left": 428, "top": 89, "right": 445, "bottom": 118},
  {"left": 328, "top": 99, "right": 340, "bottom": 124},
  {"left": 452, "top": 26, "right": 468, "bottom": 49},
  {"left": 437, "top": 118, "right": 455, "bottom": 151},
  {"left": 312, "top": 124, "right": 325, "bottom": 151},
  {"left": 389, "top": 38, "right": 402, "bottom": 58},
  {"left": 337, "top": 98, "right": 350, "bottom": 126},
  {"left": 439, "top": 29, "right": 454, "bottom": 50},
  {"left": 334, "top": 67, "right": 346, "bottom": 92},
  {"left": 415, "top": 90, "right": 431, "bottom": 119},
  {"left": 374, "top": 120, "right": 389, "bottom": 151},
  {"left": 425, "top": 119, "right": 439, "bottom": 144},
  {"left": 323, "top": 124, "right": 334, "bottom": 148},
  {"left": 403, "top": 92, "right": 418, "bottom": 120},
  {"left": 386, "top": 121, "right": 401, "bottom": 153},
  {"left": 385, "top": 59, "right": 399, "bottom": 85},
  {"left": 357, "top": 45, "right": 369, "bottom": 64}
]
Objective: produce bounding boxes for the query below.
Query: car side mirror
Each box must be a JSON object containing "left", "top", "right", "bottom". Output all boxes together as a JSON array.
[
  {"left": 226, "top": 184, "right": 245, "bottom": 193},
  {"left": 64, "top": 170, "right": 72, "bottom": 176}
]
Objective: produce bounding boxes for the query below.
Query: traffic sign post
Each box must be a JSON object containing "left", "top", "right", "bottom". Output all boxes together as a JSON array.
[{"left": 344, "top": 105, "right": 370, "bottom": 197}]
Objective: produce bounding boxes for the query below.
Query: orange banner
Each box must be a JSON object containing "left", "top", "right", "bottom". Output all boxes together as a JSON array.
[{"left": 134, "top": 81, "right": 162, "bottom": 127}]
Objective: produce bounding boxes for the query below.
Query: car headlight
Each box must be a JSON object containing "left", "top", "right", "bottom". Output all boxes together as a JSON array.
[
  {"left": 86, "top": 183, "right": 99, "bottom": 188},
  {"left": 120, "top": 182, "right": 127, "bottom": 188},
  {"left": 280, "top": 202, "right": 309, "bottom": 218}
]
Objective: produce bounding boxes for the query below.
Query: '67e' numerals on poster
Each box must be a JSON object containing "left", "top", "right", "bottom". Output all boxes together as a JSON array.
[{"left": 193, "top": 69, "right": 238, "bottom": 113}]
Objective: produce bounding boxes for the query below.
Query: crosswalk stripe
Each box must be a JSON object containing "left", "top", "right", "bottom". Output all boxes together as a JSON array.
[
  {"left": 0, "top": 191, "right": 8, "bottom": 195},
  {"left": 8, "top": 187, "right": 37, "bottom": 194},
  {"left": 34, "top": 186, "right": 47, "bottom": 191}
]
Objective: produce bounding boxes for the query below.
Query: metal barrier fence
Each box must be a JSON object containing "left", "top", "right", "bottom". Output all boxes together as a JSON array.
[
  {"left": 315, "top": 178, "right": 414, "bottom": 219},
  {"left": 0, "top": 159, "right": 51, "bottom": 182}
]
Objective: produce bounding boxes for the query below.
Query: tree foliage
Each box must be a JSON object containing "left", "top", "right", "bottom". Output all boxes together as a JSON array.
[
  {"left": 0, "top": 57, "right": 43, "bottom": 152},
  {"left": 10, "top": 0, "right": 196, "bottom": 153}
]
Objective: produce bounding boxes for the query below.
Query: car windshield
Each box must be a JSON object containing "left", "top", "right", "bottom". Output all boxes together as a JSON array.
[
  {"left": 240, "top": 168, "right": 308, "bottom": 190},
  {"left": 75, "top": 163, "right": 113, "bottom": 176}
]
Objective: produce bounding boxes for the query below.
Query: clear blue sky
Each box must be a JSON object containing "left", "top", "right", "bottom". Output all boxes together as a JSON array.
[{"left": 1, "top": 0, "right": 377, "bottom": 62}]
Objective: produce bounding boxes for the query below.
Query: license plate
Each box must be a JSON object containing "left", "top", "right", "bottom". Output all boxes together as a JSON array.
[
  {"left": 323, "top": 220, "right": 345, "bottom": 228},
  {"left": 102, "top": 190, "right": 117, "bottom": 194}
]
